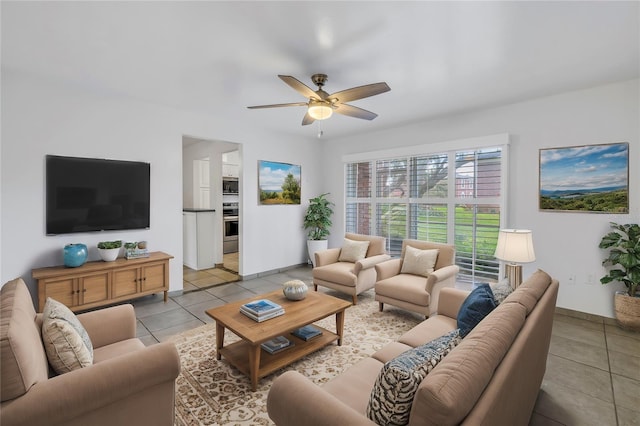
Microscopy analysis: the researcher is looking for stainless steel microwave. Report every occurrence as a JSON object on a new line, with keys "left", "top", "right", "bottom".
{"left": 222, "top": 177, "right": 239, "bottom": 194}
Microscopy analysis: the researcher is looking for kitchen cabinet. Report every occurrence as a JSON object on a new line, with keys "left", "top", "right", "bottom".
{"left": 183, "top": 209, "right": 216, "bottom": 270}
{"left": 33, "top": 252, "right": 172, "bottom": 312}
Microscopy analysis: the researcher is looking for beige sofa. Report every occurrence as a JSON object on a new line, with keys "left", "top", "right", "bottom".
{"left": 268, "top": 270, "right": 559, "bottom": 425}
{"left": 0, "top": 278, "right": 181, "bottom": 426}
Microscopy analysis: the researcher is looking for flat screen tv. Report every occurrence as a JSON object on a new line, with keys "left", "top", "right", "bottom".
{"left": 46, "top": 155, "right": 150, "bottom": 235}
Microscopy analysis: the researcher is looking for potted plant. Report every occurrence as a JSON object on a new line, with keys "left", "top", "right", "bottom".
{"left": 599, "top": 222, "right": 640, "bottom": 331}
{"left": 303, "top": 193, "right": 334, "bottom": 267}
{"left": 97, "top": 240, "right": 122, "bottom": 262}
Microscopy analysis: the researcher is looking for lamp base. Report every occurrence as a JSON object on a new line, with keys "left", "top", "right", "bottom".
{"left": 505, "top": 263, "right": 523, "bottom": 288}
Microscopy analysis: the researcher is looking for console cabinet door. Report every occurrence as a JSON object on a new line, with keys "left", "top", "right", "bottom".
{"left": 79, "top": 272, "right": 110, "bottom": 305}
{"left": 112, "top": 267, "right": 141, "bottom": 298}
{"left": 42, "top": 277, "right": 77, "bottom": 308}
{"left": 141, "top": 262, "right": 167, "bottom": 293}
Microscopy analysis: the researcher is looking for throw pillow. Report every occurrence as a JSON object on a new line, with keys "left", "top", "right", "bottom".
{"left": 338, "top": 238, "right": 370, "bottom": 262}
{"left": 42, "top": 298, "right": 93, "bottom": 374}
{"left": 457, "top": 284, "right": 496, "bottom": 338}
{"left": 367, "top": 329, "right": 462, "bottom": 426}
{"left": 400, "top": 246, "right": 439, "bottom": 277}
{"left": 491, "top": 280, "right": 514, "bottom": 305}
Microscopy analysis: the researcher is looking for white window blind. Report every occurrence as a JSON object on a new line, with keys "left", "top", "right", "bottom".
{"left": 345, "top": 146, "right": 504, "bottom": 282}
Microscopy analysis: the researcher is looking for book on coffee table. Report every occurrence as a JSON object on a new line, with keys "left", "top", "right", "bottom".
{"left": 240, "top": 307, "right": 284, "bottom": 322}
{"left": 291, "top": 324, "right": 323, "bottom": 341}
{"left": 240, "top": 299, "right": 282, "bottom": 316}
{"left": 261, "top": 336, "right": 294, "bottom": 354}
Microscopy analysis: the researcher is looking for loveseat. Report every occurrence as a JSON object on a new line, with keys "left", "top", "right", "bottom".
{"left": 0, "top": 278, "right": 181, "bottom": 426}
{"left": 268, "top": 270, "right": 559, "bottom": 425}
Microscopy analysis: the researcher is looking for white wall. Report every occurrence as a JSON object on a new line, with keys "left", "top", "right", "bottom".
{"left": 321, "top": 79, "right": 639, "bottom": 318}
{"left": 1, "top": 71, "right": 322, "bottom": 306}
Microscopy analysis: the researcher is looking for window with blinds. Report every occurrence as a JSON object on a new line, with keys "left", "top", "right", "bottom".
{"left": 345, "top": 146, "right": 503, "bottom": 282}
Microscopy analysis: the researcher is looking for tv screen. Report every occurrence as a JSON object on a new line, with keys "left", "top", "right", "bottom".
{"left": 46, "top": 155, "right": 150, "bottom": 235}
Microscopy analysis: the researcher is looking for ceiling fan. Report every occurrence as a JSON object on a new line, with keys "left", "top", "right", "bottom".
{"left": 248, "top": 74, "right": 391, "bottom": 126}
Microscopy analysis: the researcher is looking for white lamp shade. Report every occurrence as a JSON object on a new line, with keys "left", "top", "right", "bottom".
{"left": 307, "top": 101, "right": 333, "bottom": 120}
{"left": 494, "top": 229, "right": 536, "bottom": 263}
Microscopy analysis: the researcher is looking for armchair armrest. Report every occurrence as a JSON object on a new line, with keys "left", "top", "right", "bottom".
{"left": 425, "top": 264, "right": 460, "bottom": 294}
{"left": 77, "top": 304, "right": 136, "bottom": 349}
{"left": 436, "top": 287, "right": 470, "bottom": 319}
{"left": 374, "top": 258, "right": 402, "bottom": 281}
{"left": 267, "top": 371, "right": 375, "bottom": 426}
{"left": 353, "top": 254, "right": 391, "bottom": 275}
{"left": 315, "top": 247, "right": 341, "bottom": 267}
{"left": 0, "top": 342, "right": 180, "bottom": 426}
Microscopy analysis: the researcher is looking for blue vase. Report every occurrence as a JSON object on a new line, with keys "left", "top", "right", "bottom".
{"left": 64, "top": 244, "right": 88, "bottom": 267}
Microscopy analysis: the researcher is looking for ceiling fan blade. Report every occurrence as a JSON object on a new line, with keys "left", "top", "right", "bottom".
{"left": 334, "top": 103, "right": 378, "bottom": 120}
{"left": 279, "top": 75, "right": 320, "bottom": 100}
{"left": 329, "top": 82, "right": 390, "bottom": 103}
{"left": 247, "top": 102, "right": 308, "bottom": 109}
{"left": 301, "top": 111, "right": 315, "bottom": 126}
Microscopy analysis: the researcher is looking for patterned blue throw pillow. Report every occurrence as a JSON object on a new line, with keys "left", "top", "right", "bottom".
{"left": 457, "top": 283, "right": 496, "bottom": 338}
{"left": 366, "top": 329, "right": 462, "bottom": 426}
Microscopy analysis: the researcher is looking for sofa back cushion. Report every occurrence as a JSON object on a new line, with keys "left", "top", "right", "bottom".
{"left": 1, "top": 278, "right": 49, "bottom": 402}
{"left": 409, "top": 301, "right": 527, "bottom": 426}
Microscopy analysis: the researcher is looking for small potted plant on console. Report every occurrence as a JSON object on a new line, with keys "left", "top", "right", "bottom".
{"left": 97, "top": 240, "right": 122, "bottom": 262}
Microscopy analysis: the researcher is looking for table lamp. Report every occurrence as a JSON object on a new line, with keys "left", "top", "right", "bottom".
{"left": 494, "top": 229, "right": 536, "bottom": 288}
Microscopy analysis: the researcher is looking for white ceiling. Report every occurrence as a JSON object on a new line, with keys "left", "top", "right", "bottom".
{"left": 2, "top": 1, "right": 638, "bottom": 141}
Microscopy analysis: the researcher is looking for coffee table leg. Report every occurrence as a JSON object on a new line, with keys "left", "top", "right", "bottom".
{"left": 216, "top": 322, "right": 225, "bottom": 360}
{"left": 248, "top": 344, "right": 261, "bottom": 391}
{"left": 336, "top": 310, "right": 345, "bottom": 346}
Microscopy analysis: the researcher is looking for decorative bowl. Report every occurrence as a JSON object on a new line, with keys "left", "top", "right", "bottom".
{"left": 283, "top": 280, "right": 308, "bottom": 301}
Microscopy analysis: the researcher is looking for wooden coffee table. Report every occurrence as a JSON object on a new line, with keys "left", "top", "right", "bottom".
{"left": 205, "top": 289, "right": 351, "bottom": 391}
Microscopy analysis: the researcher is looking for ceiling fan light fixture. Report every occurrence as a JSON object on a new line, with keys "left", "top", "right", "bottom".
{"left": 308, "top": 101, "right": 333, "bottom": 120}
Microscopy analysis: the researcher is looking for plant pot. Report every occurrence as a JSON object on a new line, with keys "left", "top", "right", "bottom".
{"left": 614, "top": 291, "right": 640, "bottom": 332}
{"left": 98, "top": 247, "right": 120, "bottom": 262}
{"left": 307, "top": 240, "right": 328, "bottom": 268}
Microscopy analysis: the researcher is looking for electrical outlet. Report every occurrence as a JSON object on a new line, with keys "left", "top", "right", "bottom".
{"left": 586, "top": 274, "right": 595, "bottom": 285}
{"left": 568, "top": 275, "right": 576, "bottom": 285}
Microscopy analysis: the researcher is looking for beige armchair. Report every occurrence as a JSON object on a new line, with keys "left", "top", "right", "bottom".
{"left": 313, "top": 233, "right": 391, "bottom": 304}
{"left": 1, "top": 278, "right": 180, "bottom": 426}
{"left": 375, "top": 239, "right": 459, "bottom": 317}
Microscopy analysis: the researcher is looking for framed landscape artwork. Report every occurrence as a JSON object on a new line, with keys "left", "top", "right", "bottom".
{"left": 539, "top": 142, "right": 629, "bottom": 213}
{"left": 258, "top": 160, "right": 301, "bottom": 205}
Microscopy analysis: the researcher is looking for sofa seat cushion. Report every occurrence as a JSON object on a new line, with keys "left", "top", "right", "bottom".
{"left": 367, "top": 329, "right": 462, "bottom": 426}
{"left": 398, "top": 316, "right": 458, "bottom": 348}
{"left": 410, "top": 302, "right": 527, "bottom": 426}
{"left": 322, "top": 357, "right": 384, "bottom": 414}
{"left": 42, "top": 298, "right": 94, "bottom": 374}
{"left": 313, "top": 262, "right": 357, "bottom": 287}
{"left": 93, "top": 338, "right": 146, "bottom": 364}
{"left": 375, "top": 275, "right": 430, "bottom": 306}
{"left": 1, "top": 279, "right": 49, "bottom": 402}
{"left": 372, "top": 341, "right": 414, "bottom": 364}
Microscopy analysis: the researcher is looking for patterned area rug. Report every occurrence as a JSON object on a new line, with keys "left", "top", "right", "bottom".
{"left": 169, "top": 290, "right": 422, "bottom": 426}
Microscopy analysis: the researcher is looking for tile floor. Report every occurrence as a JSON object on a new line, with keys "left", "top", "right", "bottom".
{"left": 132, "top": 265, "right": 639, "bottom": 426}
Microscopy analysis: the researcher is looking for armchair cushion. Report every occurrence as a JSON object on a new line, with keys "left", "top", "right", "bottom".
{"left": 366, "top": 329, "right": 462, "bottom": 426}
{"left": 339, "top": 238, "right": 370, "bottom": 263}
{"left": 42, "top": 298, "right": 93, "bottom": 374}
{"left": 400, "top": 246, "right": 439, "bottom": 277}
{"left": 457, "top": 284, "right": 496, "bottom": 338}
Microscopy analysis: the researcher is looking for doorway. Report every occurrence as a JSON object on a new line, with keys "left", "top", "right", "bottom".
{"left": 182, "top": 136, "right": 241, "bottom": 287}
